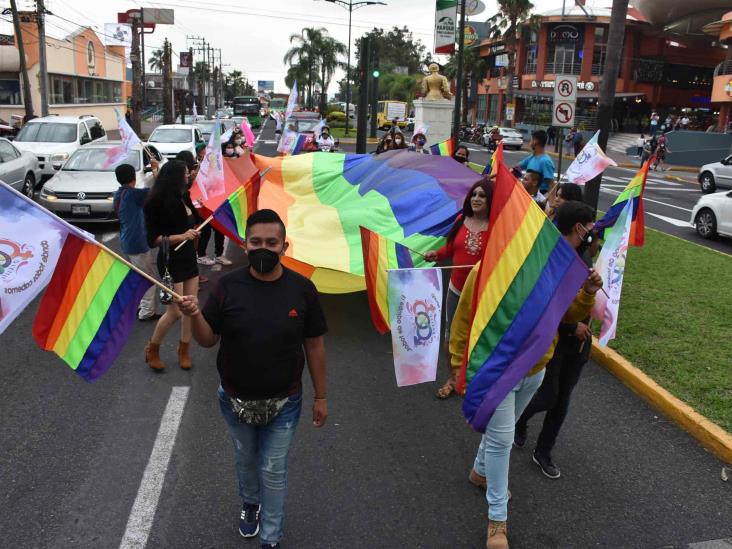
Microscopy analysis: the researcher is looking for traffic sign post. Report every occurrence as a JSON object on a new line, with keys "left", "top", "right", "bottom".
{"left": 552, "top": 75, "right": 577, "bottom": 185}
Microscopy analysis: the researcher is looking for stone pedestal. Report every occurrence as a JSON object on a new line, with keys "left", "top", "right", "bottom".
{"left": 413, "top": 98, "right": 454, "bottom": 146}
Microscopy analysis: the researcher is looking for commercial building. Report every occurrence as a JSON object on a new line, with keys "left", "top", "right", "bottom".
{"left": 475, "top": 4, "right": 728, "bottom": 131}
{"left": 705, "top": 10, "right": 732, "bottom": 130}
{"left": 0, "top": 15, "right": 129, "bottom": 129}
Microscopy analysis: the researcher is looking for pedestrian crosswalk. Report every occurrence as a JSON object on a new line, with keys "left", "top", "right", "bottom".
{"left": 607, "top": 133, "right": 642, "bottom": 154}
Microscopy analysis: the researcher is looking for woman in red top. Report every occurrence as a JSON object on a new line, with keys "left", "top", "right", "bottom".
{"left": 425, "top": 178, "right": 493, "bottom": 398}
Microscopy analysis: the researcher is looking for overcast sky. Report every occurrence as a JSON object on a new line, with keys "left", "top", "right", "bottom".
{"left": 3, "top": 0, "right": 599, "bottom": 94}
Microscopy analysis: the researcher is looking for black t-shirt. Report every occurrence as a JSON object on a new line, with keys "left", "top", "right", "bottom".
{"left": 202, "top": 266, "right": 327, "bottom": 400}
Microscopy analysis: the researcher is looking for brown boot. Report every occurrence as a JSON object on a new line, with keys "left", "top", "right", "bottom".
{"left": 145, "top": 341, "right": 165, "bottom": 370}
{"left": 486, "top": 520, "right": 508, "bottom": 549}
{"left": 468, "top": 470, "right": 512, "bottom": 500}
{"left": 178, "top": 341, "right": 192, "bottom": 370}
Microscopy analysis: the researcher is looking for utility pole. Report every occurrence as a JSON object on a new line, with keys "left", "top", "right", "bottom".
{"left": 6, "top": 0, "right": 33, "bottom": 119}
{"left": 356, "top": 35, "right": 370, "bottom": 153}
{"left": 585, "top": 0, "right": 629, "bottom": 211}
{"left": 35, "top": 0, "right": 49, "bottom": 116}
{"left": 452, "top": 0, "right": 467, "bottom": 140}
{"left": 130, "top": 12, "right": 143, "bottom": 134}
{"left": 369, "top": 42, "right": 378, "bottom": 139}
{"left": 162, "top": 39, "right": 173, "bottom": 124}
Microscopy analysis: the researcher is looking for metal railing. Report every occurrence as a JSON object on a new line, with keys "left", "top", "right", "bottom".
{"left": 544, "top": 62, "right": 581, "bottom": 75}
{"left": 714, "top": 60, "right": 732, "bottom": 76}
{"left": 524, "top": 62, "right": 537, "bottom": 74}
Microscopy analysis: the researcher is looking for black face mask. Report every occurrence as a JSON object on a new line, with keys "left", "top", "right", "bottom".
{"left": 248, "top": 247, "right": 281, "bottom": 274}
{"left": 454, "top": 155, "right": 467, "bottom": 163}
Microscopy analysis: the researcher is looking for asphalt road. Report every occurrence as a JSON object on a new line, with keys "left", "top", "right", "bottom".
{"left": 2, "top": 119, "right": 730, "bottom": 549}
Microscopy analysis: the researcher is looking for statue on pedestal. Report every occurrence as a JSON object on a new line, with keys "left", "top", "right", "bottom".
{"left": 421, "top": 63, "right": 452, "bottom": 101}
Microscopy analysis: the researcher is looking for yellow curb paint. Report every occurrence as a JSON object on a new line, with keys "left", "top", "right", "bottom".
{"left": 591, "top": 343, "right": 732, "bottom": 465}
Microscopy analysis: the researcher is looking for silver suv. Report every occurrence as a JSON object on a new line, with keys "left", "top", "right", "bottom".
{"left": 13, "top": 115, "right": 107, "bottom": 184}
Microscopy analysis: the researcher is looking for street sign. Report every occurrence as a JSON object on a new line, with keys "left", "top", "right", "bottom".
{"left": 553, "top": 101, "right": 575, "bottom": 127}
{"left": 505, "top": 103, "right": 515, "bottom": 122}
{"left": 554, "top": 75, "right": 577, "bottom": 103}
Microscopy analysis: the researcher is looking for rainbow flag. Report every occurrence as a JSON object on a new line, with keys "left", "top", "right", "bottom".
{"left": 32, "top": 234, "right": 152, "bottom": 381}
{"left": 359, "top": 226, "right": 428, "bottom": 334}
{"left": 458, "top": 161, "right": 588, "bottom": 432}
{"left": 429, "top": 137, "right": 455, "bottom": 156}
{"left": 481, "top": 142, "right": 503, "bottom": 176}
{"left": 252, "top": 149, "right": 480, "bottom": 293}
{"left": 209, "top": 174, "right": 261, "bottom": 245}
{"left": 594, "top": 158, "right": 651, "bottom": 246}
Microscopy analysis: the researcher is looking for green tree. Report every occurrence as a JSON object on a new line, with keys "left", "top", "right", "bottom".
{"left": 487, "top": 0, "right": 539, "bottom": 126}
{"left": 224, "top": 70, "right": 245, "bottom": 101}
{"left": 444, "top": 47, "right": 487, "bottom": 124}
{"left": 316, "top": 36, "right": 347, "bottom": 114}
{"left": 148, "top": 48, "right": 164, "bottom": 73}
{"left": 355, "top": 26, "right": 431, "bottom": 75}
{"left": 284, "top": 27, "right": 326, "bottom": 109}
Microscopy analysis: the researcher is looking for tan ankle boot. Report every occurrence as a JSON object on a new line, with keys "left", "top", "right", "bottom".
{"left": 468, "top": 470, "right": 512, "bottom": 500}
{"left": 486, "top": 520, "right": 508, "bottom": 549}
{"left": 145, "top": 341, "right": 165, "bottom": 370}
{"left": 178, "top": 341, "right": 192, "bottom": 370}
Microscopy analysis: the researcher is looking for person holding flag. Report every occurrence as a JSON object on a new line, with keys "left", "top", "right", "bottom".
{"left": 514, "top": 130, "right": 556, "bottom": 193}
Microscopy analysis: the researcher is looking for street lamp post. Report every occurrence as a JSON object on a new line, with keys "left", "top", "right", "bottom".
{"left": 322, "top": 0, "right": 386, "bottom": 136}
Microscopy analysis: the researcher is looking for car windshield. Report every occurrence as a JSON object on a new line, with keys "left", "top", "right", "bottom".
{"left": 149, "top": 128, "right": 191, "bottom": 143}
{"left": 62, "top": 148, "right": 140, "bottom": 172}
{"left": 16, "top": 122, "right": 76, "bottom": 143}
{"left": 296, "top": 120, "right": 319, "bottom": 133}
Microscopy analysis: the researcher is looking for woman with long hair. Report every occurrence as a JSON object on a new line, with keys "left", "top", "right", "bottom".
{"left": 143, "top": 160, "right": 200, "bottom": 370}
{"left": 424, "top": 177, "right": 493, "bottom": 399}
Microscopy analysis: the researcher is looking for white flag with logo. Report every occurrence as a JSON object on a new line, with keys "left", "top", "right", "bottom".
{"left": 196, "top": 119, "right": 225, "bottom": 202}
{"left": 285, "top": 81, "right": 298, "bottom": 121}
{"left": 0, "top": 182, "right": 74, "bottom": 334}
{"left": 565, "top": 131, "right": 616, "bottom": 185}
{"left": 387, "top": 268, "right": 442, "bottom": 387}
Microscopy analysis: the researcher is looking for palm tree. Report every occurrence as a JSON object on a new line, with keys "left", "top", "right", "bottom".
{"left": 317, "top": 36, "right": 347, "bottom": 114}
{"left": 284, "top": 27, "right": 326, "bottom": 109}
{"left": 148, "top": 48, "right": 164, "bottom": 73}
{"left": 225, "top": 70, "right": 246, "bottom": 100}
{"left": 445, "top": 48, "right": 488, "bottom": 124}
{"left": 487, "top": 0, "right": 539, "bottom": 126}
{"left": 192, "top": 61, "right": 210, "bottom": 113}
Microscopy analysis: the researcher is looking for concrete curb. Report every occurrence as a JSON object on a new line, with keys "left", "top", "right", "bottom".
{"left": 591, "top": 343, "right": 732, "bottom": 465}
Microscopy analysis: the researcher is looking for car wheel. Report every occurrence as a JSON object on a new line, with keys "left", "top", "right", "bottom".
{"left": 21, "top": 172, "right": 35, "bottom": 198}
{"left": 699, "top": 172, "right": 716, "bottom": 194}
{"left": 695, "top": 208, "right": 717, "bottom": 239}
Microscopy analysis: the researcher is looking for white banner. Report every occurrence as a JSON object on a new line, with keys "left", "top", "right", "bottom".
{"left": 104, "top": 23, "right": 132, "bottom": 47}
{"left": 285, "top": 81, "right": 298, "bottom": 121}
{"left": 387, "top": 268, "right": 442, "bottom": 387}
{"left": 434, "top": 0, "right": 457, "bottom": 55}
{"left": 565, "top": 131, "right": 616, "bottom": 185}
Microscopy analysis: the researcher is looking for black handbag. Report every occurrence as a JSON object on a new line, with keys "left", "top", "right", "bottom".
{"left": 156, "top": 236, "right": 174, "bottom": 305}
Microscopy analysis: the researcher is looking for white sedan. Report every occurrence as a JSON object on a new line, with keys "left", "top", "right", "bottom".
{"left": 0, "top": 137, "right": 42, "bottom": 197}
{"left": 690, "top": 190, "right": 732, "bottom": 239}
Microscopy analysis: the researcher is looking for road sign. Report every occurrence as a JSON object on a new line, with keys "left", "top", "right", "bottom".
{"left": 553, "top": 101, "right": 575, "bottom": 127}
{"left": 554, "top": 75, "right": 577, "bottom": 103}
{"left": 505, "top": 103, "right": 515, "bottom": 122}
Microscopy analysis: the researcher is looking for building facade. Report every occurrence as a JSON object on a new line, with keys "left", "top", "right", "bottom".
{"left": 0, "top": 17, "right": 129, "bottom": 129}
{"left": 475, "top": 5, "right": 727, "bottom": 132}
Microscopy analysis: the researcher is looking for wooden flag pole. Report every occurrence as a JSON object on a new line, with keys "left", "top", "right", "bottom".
{"left": 387, "top": 264, "right": 474, "bottom": 272}
{"left": 174, "top": 167, "right": 271, "bottom": 252}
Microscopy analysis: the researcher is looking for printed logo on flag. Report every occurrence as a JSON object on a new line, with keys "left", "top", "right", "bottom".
{"left": 395, "top": 296, "right": 440, "bottom": 350}
{"left": 0, "top": 237, "right": 49, "bottom": 292}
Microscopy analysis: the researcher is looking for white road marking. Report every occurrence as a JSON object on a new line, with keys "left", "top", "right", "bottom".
{"left": 100, "top": 232, "right": 118, "bottom": 243}
{"left": 688, "top": 539, "right": 732, "bottom": 548}
{"left": 647, "top": 212, "right": 692, "bottom": 227}
{"left": 119, "top": 386, "right": 190, "bottom": 549}
{"left": 600, "top": 188, "right": 693, "bottom": 212}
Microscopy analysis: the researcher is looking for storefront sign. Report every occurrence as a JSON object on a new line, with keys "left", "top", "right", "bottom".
{"left": 434, "top": 0, "right": 458, "bottom": 55}
{"left": 531, "top": 80, "right": 595, "bottom": 91}
{"left": 104, "top": 23, "right": 131, "bottom": 46}
{"left": 726, "top": 79, "right": 732, "bottom": 98}
{"left": 458, "top": 0, "right": 486, "bottom": 16}
{"left": 548, "top": 23, "right": 584, "bottom": 44}
{"left": 86, "top": 42, "right": 96, "bottom": 76}
{"left": 505, "top": 103, "right": 515, "bottom": 121}
{"left": 0, "top": 34, "right": 14, "bottom": 46}
{"left": 464, "top": 22, "right": 488, "bottom": 47}
{"left": 180, "top": 52, "right": 192, "bottom": 68}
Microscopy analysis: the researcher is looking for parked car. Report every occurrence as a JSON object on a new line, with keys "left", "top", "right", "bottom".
{"left": 146, "top": 124, "right": 202, "bottom": 160}
{"left": 13, "top": 115, "right": 107, "bottom": 183}
{"left": 482, "top": 127, "right": 524, "bottom": 150}
{"left": 690, "top": 190, "right": 732, "bottom": 239}
{"left": 38, "top": 142, "right": 162, "bottom": 223}
{"left": 285, "top": 112, "right": 320, "bottom": 134}
{"left": 0, "top": 137, "right": 42, "bottom": 197}
{"left": 698, "top": 154, "right": 732, "bottom": 193}
{"left": 194, "top": 120, "right": 229, "bottom": 142}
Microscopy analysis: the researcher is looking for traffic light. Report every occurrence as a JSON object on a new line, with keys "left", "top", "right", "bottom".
{"left": 372, "top": 69, "right": 380, "bottom": 78}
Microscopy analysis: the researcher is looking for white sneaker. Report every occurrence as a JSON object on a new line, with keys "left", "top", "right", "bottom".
{"left": 215, "top": 255, "right": 233, "bottom": 266}
{"left": 197, "top": 256, "right": 215, "bottom": 266}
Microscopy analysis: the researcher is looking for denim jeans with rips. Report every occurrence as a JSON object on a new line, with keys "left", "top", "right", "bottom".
{"left": 473, "top": 370, "right": 545, "bottom": 521}
{"left": 218, "top": 386, "right": 302, "bottom": 545}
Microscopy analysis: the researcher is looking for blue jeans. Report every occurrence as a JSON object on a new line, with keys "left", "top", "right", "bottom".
{"left": 218, "top": 387, "right": 302, "bottom": 544}
{"left": 473, "top": 371, "right": 545, "bottom": 521}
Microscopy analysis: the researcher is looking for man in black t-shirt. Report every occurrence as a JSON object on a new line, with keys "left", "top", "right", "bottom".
{"left": 178, "top": 209, "right": 327, "bottom": 549}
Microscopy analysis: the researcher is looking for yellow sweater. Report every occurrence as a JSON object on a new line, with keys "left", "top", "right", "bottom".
{"left": 449, "top": 266, "right": 596, "bottom": 378}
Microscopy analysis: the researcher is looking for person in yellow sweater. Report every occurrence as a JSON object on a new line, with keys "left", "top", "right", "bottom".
{"left": 449, "top": 201, "right": 603, "bottom": 549}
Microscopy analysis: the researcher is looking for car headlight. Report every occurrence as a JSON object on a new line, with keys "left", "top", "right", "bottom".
{"left": 40, "top": 188, "right": 57, "bottom": 200}
{"left": 50, "top": 153, "right": 69, "bottom": 169}
{"left": 106, "top": 194, "right": 114, "bottom": 201}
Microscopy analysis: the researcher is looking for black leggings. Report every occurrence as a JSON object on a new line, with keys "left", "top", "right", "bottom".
{"left": 197, "top": 224, "right": 224, "bottom": 257}
{"left": 517, "top": 333, "right": 591, "bottom": 456}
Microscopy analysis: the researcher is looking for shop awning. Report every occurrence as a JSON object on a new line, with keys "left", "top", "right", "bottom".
{"left": 513, "top": 89, "right": 645, "bottom": 100}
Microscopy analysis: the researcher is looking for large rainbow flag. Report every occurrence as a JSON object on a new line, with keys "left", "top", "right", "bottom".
{"left": 458, "top": 161, "right": 588, "bottom": 432}
{"left": 253, "top": 149, "right": 480, "bottom": 293}
{"left": 32, "top": 234, "right": 151, "bottom": 381}
{"left": 429, "top": 137, "right": 456, "bottom": 156}
{"left": 359, "top": 226, "right": 428, "bottom": 334}
{"left": 593, "top": 158, "right": 650, "bottom": 246}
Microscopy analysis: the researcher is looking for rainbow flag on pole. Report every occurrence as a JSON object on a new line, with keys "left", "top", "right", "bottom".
{"left": 209, "top": 175, "right": 261, "bottom": 245}
{"left": 359, "top": 226, "right": 427, "bottom": 334}
{"left": 429, "top": 137, "right": 456, "bottom": 156}
{"left": 481, "top": 142, "right": 503, "bottom": 176}
{"left": 458, "top": 161, "right": 588, "bottom": 432}
{"left": 594, "top": 158, "right": 651, "bottom": 246}
{"left": 32, "top": 234, "right": 151, "bottom": 381}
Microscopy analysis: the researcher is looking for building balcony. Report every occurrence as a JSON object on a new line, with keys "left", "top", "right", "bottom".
{"left": 544, "top": 62, "right": 581, "bottom": 75}
{"left": 714, "top": 60, "right": 732, "bottom": 76}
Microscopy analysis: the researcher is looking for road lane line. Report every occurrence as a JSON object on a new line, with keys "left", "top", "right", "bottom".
{"left": 647, "top": 212, "right": 691, "bottom": 227}
{"left": 119, "top": 386, "right": 190, "bottom": 549}
{"left": 599, "top": 189, "right": 693, "bottom": 212}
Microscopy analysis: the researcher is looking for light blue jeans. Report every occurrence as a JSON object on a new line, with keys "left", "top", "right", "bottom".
{"left": 473, "top": 371, "right": 546, "bottom": 521}
{"left": 218, "top": 386, "right": 302, "bottom": 545}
